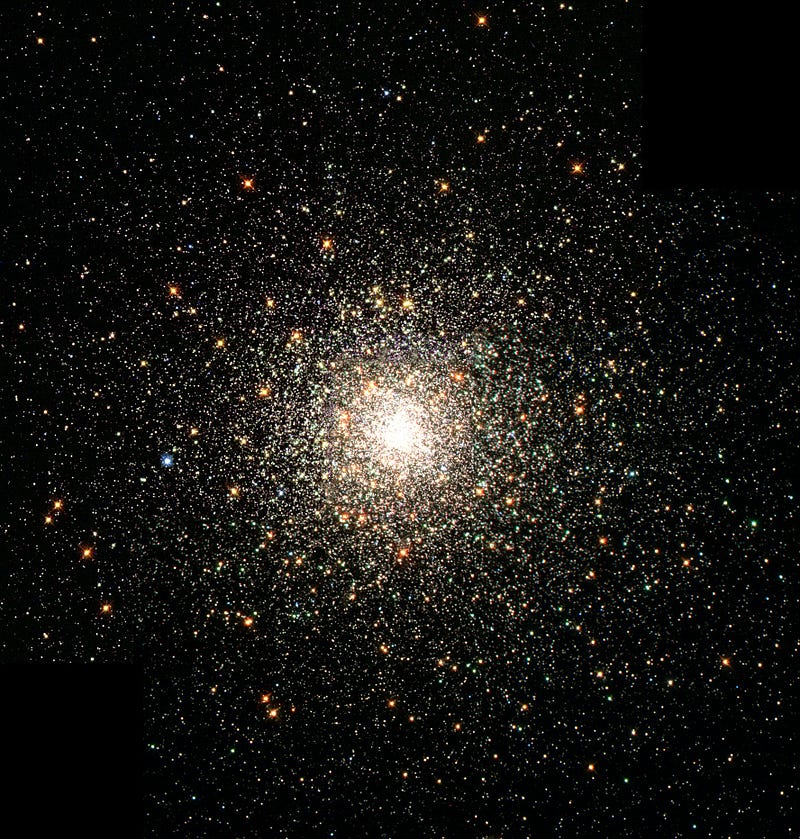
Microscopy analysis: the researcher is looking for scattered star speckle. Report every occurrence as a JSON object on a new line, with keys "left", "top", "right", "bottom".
{"left": 1, "top": 3, "right": 797, "bottom": 836}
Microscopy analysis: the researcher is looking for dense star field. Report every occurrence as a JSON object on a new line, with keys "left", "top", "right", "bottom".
{"left": 1, "top": 2, "right": 798, "bottom": 836}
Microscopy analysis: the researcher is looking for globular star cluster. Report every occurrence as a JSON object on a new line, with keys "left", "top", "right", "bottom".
{"left": 2, "top": 2, "right": 798, "bottom": 837}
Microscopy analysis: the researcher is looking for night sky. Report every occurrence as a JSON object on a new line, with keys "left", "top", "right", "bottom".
{"left": 1, "top": 2, "right": 798, "bottom": 836}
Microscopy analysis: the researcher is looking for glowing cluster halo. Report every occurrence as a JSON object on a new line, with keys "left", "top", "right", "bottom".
{"left": 293, "top": 334, "right": 478, "bottom": 548}
{"left": 377, "top": 403, "right": 422, "bottom": 458}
